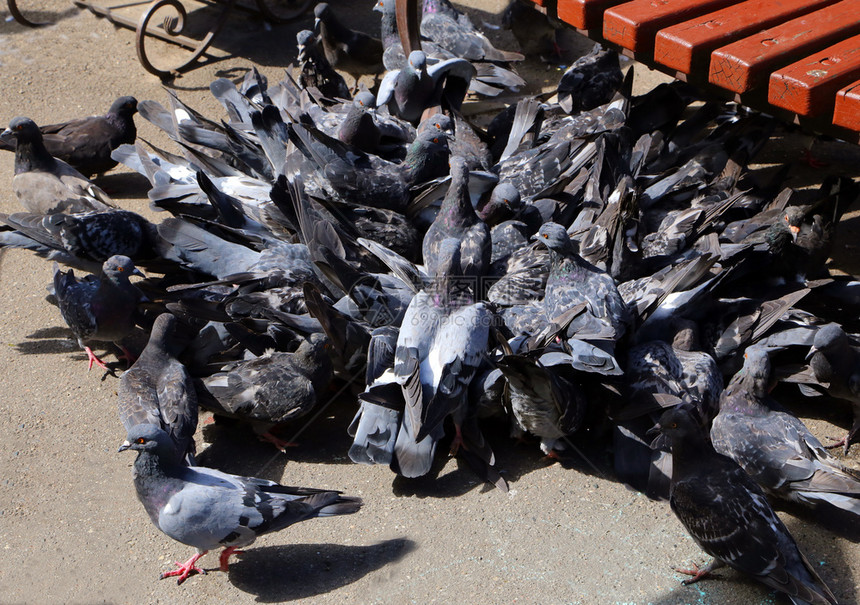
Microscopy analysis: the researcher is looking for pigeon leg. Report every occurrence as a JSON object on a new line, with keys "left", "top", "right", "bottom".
{"left": 674, "top": 559, "right": 725, "bottom": 585}
{"left": 450, "top": 424, "right": 464, "bottom": 456}
{"left": 160, "top": 550, "right": 207, "bottom": 585}
{"left": 116, "top": 344, "right": 138, "bottom": 367}
{"left": 219, "top": 546, "right": 245, "bottom": 572}
{"left": 84, "top": 346, "right": 109, "bottom": 371}
{"left": 258, "top": 431, "right": 299, "bottom": 452}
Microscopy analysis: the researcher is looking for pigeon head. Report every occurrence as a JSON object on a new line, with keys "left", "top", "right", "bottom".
{"left": 810, "top": 323, "right": 847, "bottom": 356}
{"left": 418, "top": 113, "right": 452, "bottom": 135}
{"left": 533, "top": 222, "right": 573, "bottom": 253}
{"left": 119, "top": 423, "right": 177, "bottom": 458}
{"left": 373, "top": 0, "right": 393, "bottom": 14}
{"left": 739, "top": 347, "right": 772, "bottom": 396}
{"left": 407, "top": 50, "right": 427, "bottom": 72}
{"left": 102, "top": 255, "right": 144, "bottom": 281}
{"left": 3, "top": 117, "right": 42, "bottom": 143}
{"left": 354, "top": 91, "right": 376, "bottom": 108}
{"left": 479, "top": 182, "right": 521, "bottom": 224}
{"left": 110, "top": 96, "right": 138, "bottom": 117}
{"left": 313, "top": 2, "right": 332, "bottom": 27}
{"left": 656, "top": 405, "right": 706, "bottom": 445}
{"left": 780, "top": 206, "right": 806, "bottom": 241}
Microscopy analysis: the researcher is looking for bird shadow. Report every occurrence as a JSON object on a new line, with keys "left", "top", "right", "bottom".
{"left": 92, "top": 171, "right": 152, "bottom": 198}
{"left": 226, "top": 538, "right": 415, "bottom": 602}
{"left": 14, "top": 325, "right": 78, "bottom": 356}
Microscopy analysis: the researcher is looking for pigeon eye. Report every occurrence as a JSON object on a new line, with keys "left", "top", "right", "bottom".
{"left": 136, "top": 437, "right": 146, "bottom": 444}
{"left": 542, "top": 234, "right": 549, "bottom": 239}
{"left": 116, "top": 266, "right": 125, "bottom": 272}
{"left": 670, "top": 422, "right": 678, "bottom": 429}
{"left": 433, "top": 137, "right": 439, "bottom": 144}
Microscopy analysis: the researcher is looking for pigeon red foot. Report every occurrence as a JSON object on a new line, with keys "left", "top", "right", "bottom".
{"left": 219, "top": 546, "right": 245, "bottom": 572}
{"left": 160, "top": 551, "right": 207, "bottom": 585}
{"left": 674, "top": 559, "right": 725, "bottom": 585}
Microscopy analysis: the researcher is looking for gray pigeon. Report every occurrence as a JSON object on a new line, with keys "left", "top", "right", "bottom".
{"left": 711, "top": 347, "right": 860, "bottom": 517}
{"left": 200, "top": 333, "right": 333, "bottom": 451}
{"left": 120, "top": 423, "right": 362, "bottom": 584}
{"left": 658, "top": 406, "right": 838, "bottom": 605}
{"left": 118, "top": 313, "right": 198, "bottom": 466}
{"left": 376, "top": 50, "right": 475, "bottom": 123}
{"left": 53, "top": 255, "right": 145, "bottom": 370}
{"left": 2, "top": 117, "right": 116, "bottom": 215}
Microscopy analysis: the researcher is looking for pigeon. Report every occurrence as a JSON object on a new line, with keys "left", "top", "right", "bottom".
{"left": 421, "top": 156, "right": 491, "bottom": 285}
{"left": 376, "top": 50, "right": 475, "bottom": 124}
{"left": 118, "top": 313, "right": 198, "bottom": 466}
{"left": 804, "top": 323, "right": 860, "bottom": 453}
{"left": 0, "top": 209, "right": 160, "bottom": 273}
{"left": 495, "top": 352, "right": 586, "bottom": 457}
{"left": 557, "top": 45, "right": 624, "bottom": 114}
{"left": 501, "top": 0, "right": 561, "bottom": 62}
{"left": 658, "top": 406, "right": 839, "bottom": 605}
{"left": 420, "top": 0, "right": 524, "bottom": 63}
{"left": 711, "top": 348, "right": 860, "bottom": 516}
{"left": 119, "top": 423, "right": 362, "bottom": 584}
{"left": 313, "top": 3, "right": 384, "bottom": 78}
{"left": 2, "top": 117, "right": 116, "bottom": 215}
{"left": 296, "top": 29, "right": 351, "bottom": 100}
{"left": 535, "top": 222, "right": 631, "bottom": 345}
{"left": 53, "top": 255, "right": 145, "bottom": 370}
{"left": 200, "top": 333, "right": 333, "bottom": 450}
{"left": 0, "top": 96, "right": 138, "bottom": 176}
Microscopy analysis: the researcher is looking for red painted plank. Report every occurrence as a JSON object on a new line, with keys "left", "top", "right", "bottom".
{"left": 654, "top": 0, "right": 838, "bottom": 74}
{"left": 709, "top": 0, "right": 860, "bottom": 93}
{"left": 557, "top": 0, "right": 627, "bottom": 30}
{"left": 769, "top": 34, "right": 860, "bottom": 116}
{"left": 834, "top": 79, "right": 860, "bottom": 130}
{"left": 603, "top": 0, "right": 737, "bottom": 54}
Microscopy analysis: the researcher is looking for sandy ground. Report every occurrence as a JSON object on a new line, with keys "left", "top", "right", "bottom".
{"left": 1, "top": 1, "right": 859, "bottom": 603}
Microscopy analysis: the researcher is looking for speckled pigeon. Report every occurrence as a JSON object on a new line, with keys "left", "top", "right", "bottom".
{"left": 659, "top": 406, "right": 838, "bottom": 604}
{"left": 53, "top": 255, "right": 145, "bottom": 370}
{"left": 118, "top": 313, "right": 198, "bottom": 466}
{"left": 200, "top": 333, "right": 333, "bottom": 451}
{"left": 119, "top": 423, "right": 362, "bottom": 584}
{"left": 711, "top": 347, "right": 860, "bottom": 517}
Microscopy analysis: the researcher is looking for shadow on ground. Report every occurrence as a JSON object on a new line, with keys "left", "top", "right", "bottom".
{"left": 227, "top": 538, "right": 415, "bottom": 602}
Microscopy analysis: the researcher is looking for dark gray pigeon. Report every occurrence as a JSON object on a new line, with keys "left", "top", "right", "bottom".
{"left": 2, "top": 117, "right": 116, "bottom": 214}
{"left": 805, "top": 323, "right": 860, "bottom": 453}
{"left": 0, "top": 96, "right": 138, "bottom": 176}
{"left": 557, "top": 45, "right": 624, "bottom": 114}
{"left": 119, "top": 423, "right": 362, "bottom": 584}
{"left": 118, "top": 313, "right": 198, "bottom": 466}
{"left": 296, "top": 29, "right": 352, "bottom": 100}
{"left": 313, "top": 2, "right": 384, "bottom": 78}
{"left": 200, "top": 333, "right": 333, "bottom": 451}
{"left": 711, "top": 347, "right": 860, "bottom": 517}
{"left": 658, "top": 406, "right": 838, "bottom": 605}
{"left": 53, "top": 255, "right": 145, "bottom": 370}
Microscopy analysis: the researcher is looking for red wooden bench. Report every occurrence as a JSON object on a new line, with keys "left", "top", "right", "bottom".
{"left": 527, "top": 0, "right": 860, "bottom": 142}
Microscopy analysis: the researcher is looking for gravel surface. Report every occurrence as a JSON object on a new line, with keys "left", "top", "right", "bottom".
{"left": 1, "top": 1, "right": 859, "bottom": 603}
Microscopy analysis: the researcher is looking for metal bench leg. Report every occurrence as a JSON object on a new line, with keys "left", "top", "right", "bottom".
{"left": 6, "top": 0, "right": 50, "bottom": 26}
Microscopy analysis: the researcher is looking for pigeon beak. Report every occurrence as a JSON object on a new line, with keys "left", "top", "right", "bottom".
{"left": 118, "top": 440, "right": 132, "bottom": 453}
{"left": 789, "top": 224, "right": 800, "bottom": 241}
{"left": 805, "top": 345, "right": 818, "bottom": 361}
{"left": 131, "top": 268, "right": 145, "bottom": 278}
{"left": 297, "top": 45, "right": 307, "bottom": 62}
{"left": 0, "top": 128, "right": 12, "bottom": 138}
{"left": 645, "top": 424, "right": 662, "bottom": 439}
{"left": 313, "top": 18, "right": 321, "bottom": 33}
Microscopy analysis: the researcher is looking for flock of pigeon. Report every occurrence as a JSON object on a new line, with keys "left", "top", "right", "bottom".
{"left": 2, "top": 0, "right": 860, "bottom": 601}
